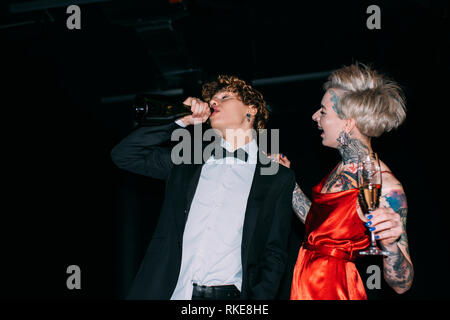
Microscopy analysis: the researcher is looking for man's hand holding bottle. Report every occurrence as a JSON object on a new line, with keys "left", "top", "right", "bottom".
{"left": 179, "top": 97, "right": 211, "bottom": 126}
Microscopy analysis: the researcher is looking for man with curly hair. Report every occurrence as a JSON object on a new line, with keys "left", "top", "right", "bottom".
{"left": 111, "top": 75, "right": 295, "bottom": 300}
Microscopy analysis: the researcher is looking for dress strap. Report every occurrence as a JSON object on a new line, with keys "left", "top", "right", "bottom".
{"left": 381, "top": 170, "right": 393, "bottom": 175}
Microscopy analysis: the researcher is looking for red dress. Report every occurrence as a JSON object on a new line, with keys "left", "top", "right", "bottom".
{"left": 290, "top": 170, "right": 370, "bottom": 300}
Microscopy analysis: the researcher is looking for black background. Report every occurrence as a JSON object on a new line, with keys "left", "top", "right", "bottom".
{"left": 1, "top": 0, "right": 449, "bottom": 300}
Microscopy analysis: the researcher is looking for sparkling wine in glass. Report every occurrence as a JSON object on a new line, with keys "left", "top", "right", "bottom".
{"left": 358, "top": 153, "right": 390, "bottom": 256}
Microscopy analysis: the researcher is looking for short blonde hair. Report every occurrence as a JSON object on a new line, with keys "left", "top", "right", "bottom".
{"left": 324, "top": 63, "right": 406, "bottom": 137}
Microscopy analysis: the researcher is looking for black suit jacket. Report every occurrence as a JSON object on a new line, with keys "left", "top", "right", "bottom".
{"left": 111, "top": 122, "right": 295, "bottom": 299}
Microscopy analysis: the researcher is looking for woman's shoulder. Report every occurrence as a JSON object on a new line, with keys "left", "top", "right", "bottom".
{"left": 379, "top": 160, "right": 408, "bottom": 213}
{"left": 380, "top": 161, "right": 403, "bottom": 189}
{"left": 380, "top": 162, "right": 404, "bottom": 199}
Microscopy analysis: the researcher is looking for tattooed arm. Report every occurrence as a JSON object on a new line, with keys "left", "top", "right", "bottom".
{"left": 266, "top": 153, "right": 312, "bottom": 223}
{"left": 292, "top": 182, "right": 312, "bottom": 224}
{"left": 369, "top": 172, "right": 414, "bottom": 294}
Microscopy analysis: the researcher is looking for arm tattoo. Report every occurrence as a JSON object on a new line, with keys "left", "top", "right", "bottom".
{"left": 384, "top": 191, "right": 410, "bottom": 254}
{"left": 397, "top": 208, "right": 410, "bottom": 255}
{"left": 381, "top": 189, "right": 414, "bottom": 293}
{"left": 292, "top": 182, "right": 311, "bottom": 224}
{"left": 382, "top": 235, "right": 414, "bottom": 293}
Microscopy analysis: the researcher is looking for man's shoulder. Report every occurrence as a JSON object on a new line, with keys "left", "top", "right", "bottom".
{"left": 277, "top": 165, "right": 295, "bottom": 183}
{"left": 259, "top": 162, "right": 295, "bottom": 185}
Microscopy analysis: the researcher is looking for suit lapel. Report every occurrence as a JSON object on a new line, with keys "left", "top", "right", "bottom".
{"left": 175, "top": 132, "right": 221, "bottom": 236}
{"left": 176, "top": 138, "right": 213, "bottom": 234}
{"left": 184, "top": 163, "right": 203, "bottom": 220}
{"left": 184, "top": 138, "right": 217, "bottom": 220}
{"left": 241, "top": 151, "right": 272, "bottom": 264}
{"left": 171, "top": 163, "right": 203, "bottom": 239}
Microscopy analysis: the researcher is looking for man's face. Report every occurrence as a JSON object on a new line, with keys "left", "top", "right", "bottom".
{"left": 209, "top": 90, "right": 251, "bottom": 132}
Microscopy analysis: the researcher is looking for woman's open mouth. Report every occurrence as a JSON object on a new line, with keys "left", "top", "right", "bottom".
{"left": 318, "top": 126, "right": 324, "bottom": 137}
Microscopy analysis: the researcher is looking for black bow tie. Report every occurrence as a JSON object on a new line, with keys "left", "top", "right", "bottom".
{"left": 211, "top": 147, "right": 249, "bottom": 162}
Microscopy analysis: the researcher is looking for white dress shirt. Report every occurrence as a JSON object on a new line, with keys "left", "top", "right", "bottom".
{"left": 170, "top": 135, "right": 258, "bottom": 300}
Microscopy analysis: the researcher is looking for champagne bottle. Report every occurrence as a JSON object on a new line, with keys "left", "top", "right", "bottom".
{"left": 133, "top": 94, "right": 193, "bottom": 126}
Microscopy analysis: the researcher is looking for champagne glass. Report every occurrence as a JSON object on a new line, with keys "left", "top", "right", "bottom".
{"left": 358, "top": 153, "right": 390, "bottom": 256}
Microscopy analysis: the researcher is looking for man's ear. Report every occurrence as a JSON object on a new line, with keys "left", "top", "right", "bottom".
{"left": 248, "top": 105, "right": 258, "bottom": 116}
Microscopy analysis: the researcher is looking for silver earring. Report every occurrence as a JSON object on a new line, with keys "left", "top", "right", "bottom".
{"left": 246, "top": 113, "right": 251, "bottom": 122}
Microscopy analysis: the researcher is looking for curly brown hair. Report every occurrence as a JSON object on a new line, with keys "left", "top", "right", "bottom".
{"left": 201, "top": 75, "right": 269, "bottom": 129}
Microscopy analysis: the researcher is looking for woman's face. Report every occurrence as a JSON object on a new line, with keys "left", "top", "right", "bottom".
{"left": 312, "top": 89, "right": 347, "bottom": 148}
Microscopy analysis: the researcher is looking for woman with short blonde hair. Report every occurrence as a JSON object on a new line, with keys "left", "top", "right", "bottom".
{"left": 274, "top": 63, "right": 414, "bottom": 299}
{"left": 323, "top": 63, "right": 406, "bottom": 137}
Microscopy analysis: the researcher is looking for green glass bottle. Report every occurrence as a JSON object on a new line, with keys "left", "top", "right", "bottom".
{"left": 133, "top": 94, "right": 192, "bottom": 126}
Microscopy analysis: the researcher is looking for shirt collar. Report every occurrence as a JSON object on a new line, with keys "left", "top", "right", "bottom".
{"left": 206, "top": 137, "right": 258, "bottom": 164}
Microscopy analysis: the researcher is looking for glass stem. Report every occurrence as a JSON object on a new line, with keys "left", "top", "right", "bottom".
{"left": 368, "top": 209, "right": 376, "bottom": 247}
{"left": 370, "top": 230, "right": 376, "bottom": 247}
